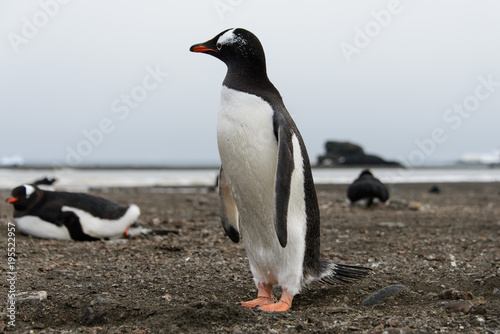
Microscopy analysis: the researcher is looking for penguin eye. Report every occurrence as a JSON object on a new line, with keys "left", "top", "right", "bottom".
{"left": 216, "top": 43, "right": 222, "bottom": 50}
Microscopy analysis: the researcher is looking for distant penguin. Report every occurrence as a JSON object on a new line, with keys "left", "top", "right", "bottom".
{"left": 6, "top": 184, "right": 141, "bottom": 241}
{"left": 428, "top": 184, "right": 441, "bottom": 194}
{"left": 347, "top": 169, "right": 389, "bottom": 207}
{"left": 191, "top": 28, "right": 371, "bottom": 312}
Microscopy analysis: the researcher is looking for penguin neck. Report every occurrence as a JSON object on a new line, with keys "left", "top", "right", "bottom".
{"left": 222, "top": 62, "right": 279, "bottom": 98}
{"left": 21, "top": 190, "right": 44, "bottom": 212}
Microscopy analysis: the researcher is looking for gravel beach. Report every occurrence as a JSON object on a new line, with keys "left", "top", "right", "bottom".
{"left": 1, "top": 182, "right": 499, "bottom": 333}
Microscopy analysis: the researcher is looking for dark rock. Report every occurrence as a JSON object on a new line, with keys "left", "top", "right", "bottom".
{"left": 362, "top": 285, "right": 410, "bottom": 306}
{"left": 317, "top": 141, "right": 402, "bottom": 167}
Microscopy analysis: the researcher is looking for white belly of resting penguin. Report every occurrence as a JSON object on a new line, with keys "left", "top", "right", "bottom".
{"left": 190, "top": 28, "right": 371, "bottom": 312}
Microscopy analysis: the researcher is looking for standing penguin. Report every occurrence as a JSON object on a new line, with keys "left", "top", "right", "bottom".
{"left": 6, "top": 184, "right": 141, "bottom": 241}
{"left": 190, "top": 28, "right": 371, "bottom": 312}
{"left": 347, "top": 169, "right": 389, "bottom": 207}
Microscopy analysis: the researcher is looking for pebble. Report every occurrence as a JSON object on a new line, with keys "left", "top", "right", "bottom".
{"left": 88, "top": 307, "right": 94, "bottom": 314}
{"left": 493, "top": 288, "right": 500, "bottom": 295}
{"left": 439, "top": 288, "right": 474, "bottom": 300}
{"left": 16, "top": 291, "right": 47, "bottom": 302}
{"left": 445, "top": 301, "right": 473, "bottom": 313}
{"left": 372, "top": 327, "right": 414, "bottom": 334}
{"left": 362, "top": 285, "right": 410, "bottom": 306}
{"left": 409, "top": 202, "right": 422, "bottom": 211}
{"left": 387, "top": 199, "right": 407, "bottom": 210}
{"left": 378, "top": 222, "right": 406, "bottom": 228}
{"left": 231, "top": 325, "right": 244, "bottom": 334}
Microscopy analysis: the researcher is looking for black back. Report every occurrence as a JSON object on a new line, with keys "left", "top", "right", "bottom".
{"left": 347, "top": 170, "right": 389, "bottom": 205}
{"left": 9, "top": 184, "right": 129, "bottom": 222}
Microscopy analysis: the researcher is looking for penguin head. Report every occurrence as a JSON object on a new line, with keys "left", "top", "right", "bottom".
{"left": 190, "top": 28, "right": 266, "bottom": 73}
{"left": 359, "top": 169, "right": 374, "bottom": 179}
{"left": 6, "top": 184, "right": 40, "bottom": 210}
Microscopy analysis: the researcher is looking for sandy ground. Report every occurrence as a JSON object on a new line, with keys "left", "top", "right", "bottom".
{"left": 1, "top": 182, "right": 499, "bottom": 333}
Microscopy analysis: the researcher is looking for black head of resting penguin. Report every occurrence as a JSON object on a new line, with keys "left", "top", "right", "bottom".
{"left": 6, "top": 184, "right": 140, "bottom": 241}
{"left": 347, "top": 169, "right": 389, "bottom": 208}
{"left": 190, "top": 28, "right": 371, "bottom": 312}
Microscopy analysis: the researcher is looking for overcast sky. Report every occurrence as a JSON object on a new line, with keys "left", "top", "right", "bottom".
{"left": 1, "top": 0, "right": 499, "bottom": 167}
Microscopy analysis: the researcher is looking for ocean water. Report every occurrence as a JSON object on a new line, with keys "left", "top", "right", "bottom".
{"left": 1, "top": 167, "right": 499, "bottom": 190}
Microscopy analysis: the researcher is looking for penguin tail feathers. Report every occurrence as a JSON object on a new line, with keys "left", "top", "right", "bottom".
{"left": 316, "top": 259, "right": 372, "bottom": 285}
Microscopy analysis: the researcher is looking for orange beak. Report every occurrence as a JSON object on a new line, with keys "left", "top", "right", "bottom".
{"left": 190, "top": 45, "right": 216, "bottom": 53}
{"left": 7, "top": 197, "right": 18, "bottom": 204}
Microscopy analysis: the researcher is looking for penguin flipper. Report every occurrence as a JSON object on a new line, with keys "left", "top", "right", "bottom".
{"left": 60, "top": 211, "right": 98, "bottom": 241}
{"left": 218, "top": 166, "right": 240, "bottom": 243}
{"left": 273, "top": 121, "right": 294, "bottom": 248}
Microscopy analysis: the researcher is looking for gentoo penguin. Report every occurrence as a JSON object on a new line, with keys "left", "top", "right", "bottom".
{"left": 6, "top": 184, "right": 141, "bottom": 241}
{"left": 347, "top": 169, "right": 389, "bottom": 207}
{"left": 190, "top": 28, "right": 371, "bottom": 312}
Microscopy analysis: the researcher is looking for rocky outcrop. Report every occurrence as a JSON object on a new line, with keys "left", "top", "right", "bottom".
{"left": 317, "top": 141, "right": 401, "bottom": 167}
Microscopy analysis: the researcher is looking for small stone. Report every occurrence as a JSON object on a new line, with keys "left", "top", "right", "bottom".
{"left": 231, "top": 325, "right": 244, "bottom": 334}
{"left": 362, "top": 285, "right": 410, "bottom": 306}
{"left": 378, "top": 222, "right": 406, "bottom": 228}
{"left": 295, "top": 324, "right": 305, "bottom": 332}
{"left": 445, "top": 301, "right": 473, "bottom": 313}
{"left": 439, "top": 288, "right": 474, "bottom": 300}
{"left": 327, "top": 306, "right": 352, "bottom": 313}
{"left": 387, "top": 199, "right": 408, "bottom": 210}
{"left": 16, "top": 291, "right": 47, "bottom": 302}
{"left": 87, "top": 307, "right": 94, "bottom": 314}
{"left": 374, "top": 328, "right": 414, "bottom": 334}
{"left": 96, "top": 297, "right": 105, "bottom": 303}
{"left": 493, "top": 288, "right": 500, "bottom": 295}
{"left": 409, "top": 202, "right": 422, "bottom": 210}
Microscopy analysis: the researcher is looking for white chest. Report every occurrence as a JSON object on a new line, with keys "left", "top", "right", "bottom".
{"left": 15, "top": 216, "right": 72, "bottom": 240}
{"left": 217, "top": 86, "right": 278, "bottom": 208}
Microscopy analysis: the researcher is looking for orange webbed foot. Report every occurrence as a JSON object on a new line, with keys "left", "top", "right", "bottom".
{"left": 257, "top": 288, "right": 293, "bottom": 312}
{"left": 258, "top": 300, "right": 291, "bottom": 312}
{"left": 123, "top": 225, "right": 130, "bottom": 238}
{"left": 239, "top": 297, "right": 275, "bottom": 308}
{"left": 238, "top": 283, "right": 274, "bottom": 308}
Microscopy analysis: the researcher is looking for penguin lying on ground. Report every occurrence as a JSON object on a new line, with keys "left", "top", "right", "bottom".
{"left": 6, "top": 184, "right": 143, "bottom": 241}
{"left": 347, "top": 169, "right": 389, "bottom": 207}
{"left": 190, "top": 28, "right": 371, "bottom": 312}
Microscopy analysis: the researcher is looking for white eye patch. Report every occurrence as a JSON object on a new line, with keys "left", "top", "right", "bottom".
{"left": 24, "top": 184, "right": 35, "bottom": 198}
{"left": 217, "top": 28, "right": 246, "bottom": 46}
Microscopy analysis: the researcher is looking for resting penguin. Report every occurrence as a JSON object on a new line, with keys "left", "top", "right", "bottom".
{"left": 190, "top": 28, "right": 371, "bottom": 312}
{"left": 6, "top": 184, "right": 141, "bottom": 241}
{"left": 347, "top": 169, "right": 389, "bottom": 207}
